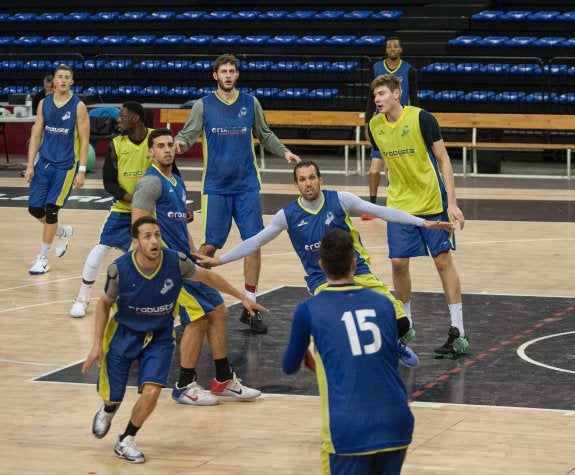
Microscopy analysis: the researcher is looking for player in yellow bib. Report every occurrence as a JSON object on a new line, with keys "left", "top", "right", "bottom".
{"left": 368, "top": 73, "right": 469, "bottom": 359}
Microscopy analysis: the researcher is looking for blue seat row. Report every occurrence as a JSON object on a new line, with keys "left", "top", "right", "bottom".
{"left": 0, "top": 59, "right": 83, "bottom": 70}
{"left": 421, "top": 62, "right": 575, "bottom": 76}
{"left": 471, "top": 10, "right": 575, "bottom": 22}
{"left": 419, "top": 89, "right": 575, "bottom": 104}
{"left": 449, "top": 36, "right": 575, "bottom": 48}
{"left": 0, "top": 34, "right": 386, "bottom": 46}
{"left": 0, "top": 10, "right": 402, "bottom": 22}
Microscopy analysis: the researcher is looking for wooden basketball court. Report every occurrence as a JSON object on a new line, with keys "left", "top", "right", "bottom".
{"left": 1, "top": 165, "right": 574, "bottom": 473}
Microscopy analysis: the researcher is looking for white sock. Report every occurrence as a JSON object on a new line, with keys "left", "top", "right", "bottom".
{"left": 245, "top": 290, "right": 257, "bottom": 302}
{"left": 40, "top": 242, "right": 50, "bottom": 258}
{"left": 448, "top": 303, "right": 464, "bottom": 336}
{"left": 78, "top": 283, "right": 92, "bottom": 301}
{"left": 403, "top": 301, "right": 413, "bottom": 327}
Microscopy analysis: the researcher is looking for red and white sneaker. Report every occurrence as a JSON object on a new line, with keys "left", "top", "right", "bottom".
{"left": 172, "top": 382, "right": 219, "bottom": 406}
{"left": 210, "top": 373, "right": 261, "bottom": 400}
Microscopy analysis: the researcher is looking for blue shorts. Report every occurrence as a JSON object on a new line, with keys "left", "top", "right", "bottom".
{"left": 178, "top": 280, "right": 224, "bottom": 326}
{"left": 98, "top": 211, "right": 133, "bottom": 252}
{"left": 323, "top": 448, "right": 407, "bottom": 475}
{"left": 201, "top": 191, "right": 264, "bottom": 248}
{"left": 387, "top": 210, "right": 455, "bottom": 258}
{"left": 98, "top": 320, "right": 175, "bottom": 403}
{"left": 28, "top": 156, "right": 76, "bottom": 208}
{"left": 370, "top": 148, "right": 382, "bottom": 160}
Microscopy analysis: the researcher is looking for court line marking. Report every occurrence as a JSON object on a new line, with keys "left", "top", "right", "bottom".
{"left": 516, "top": 331, "right": 575, "bottom": 374}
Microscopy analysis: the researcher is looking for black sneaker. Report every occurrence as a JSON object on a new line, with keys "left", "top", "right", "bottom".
{"left": 433, "top": 326, "right": 469, "bottom": 359}
{"left": 239, "top": 308, "right": 268, "bottom": 334}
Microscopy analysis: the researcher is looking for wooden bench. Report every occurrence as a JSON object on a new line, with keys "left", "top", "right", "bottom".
{"left": 159, "top": 108, "right": 365, "bottom": 175}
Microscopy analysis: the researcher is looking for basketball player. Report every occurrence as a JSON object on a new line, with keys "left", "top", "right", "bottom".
{"left": 283, "top": 228, "right": 414, "bottom": 474}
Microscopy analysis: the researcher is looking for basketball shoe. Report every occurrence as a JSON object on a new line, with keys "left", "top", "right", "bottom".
{"left": 239, "top": 308, "right": 268, "bottom": 334}
{"left": 398, "top": 342, "right": 420, "bottom": 367}
{"left": 210, "top": 373, "right": 261, "bottom": 399}
{"left": 400, "top": 326, "right": 416, "bottom": 344}
{"left": 433, "top": 326, "right": 469, "bottom": 359}
{"left": 55, "top": 225, "right": 73, "bottom": 257}
{"left": 70, "top": 297, "right": 89, "bottom": 318}
{"left": 172, "top": 381, "right": 219, "bottom": 406}
{"left": 29, "top": 255, "right": 49, "bottom": 275}
{"left": 114, "top": 435, "right": 145, "bottom": 464}
{"left": 92, "top": 405, "right": 115, "bottom": 439}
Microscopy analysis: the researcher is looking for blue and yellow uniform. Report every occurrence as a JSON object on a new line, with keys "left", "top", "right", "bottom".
{"left": 98, "top": 249, "right": 183, "bottom": 402}
{"left": 283, "top": 190, "right": 405, "bottom": 318}
{"left": 369, "top": 106, "right": 455, "bottom": 258}
{"left": 283, "top": 285, "right": 414, "bottom": 474}
{"left": 373, "top": 59, "right": 415, "bottom": 107}
{"left": 28, "top": 94, "right": 82, "bottom": 208}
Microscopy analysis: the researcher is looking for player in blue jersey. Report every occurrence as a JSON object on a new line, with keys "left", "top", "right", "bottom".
{"left": 368, "top": 73, "right": 468, "bottom": 359}
{"left": 25, "top": 65, "right": 90, "bottom": 275}
{"left": 82, "top": 216, "right": 266, "bottom": 464}
{"left": 362, "top": 37, "right": 418, "bottom": 220}
{"left": 283, "top": 228, "right": 414, "bottom": 474}
{"left": 174, "top": 53, "right": 300, "bottom": 334}
{"left": 132, "top": 128, "right": 263, "bottom": 407}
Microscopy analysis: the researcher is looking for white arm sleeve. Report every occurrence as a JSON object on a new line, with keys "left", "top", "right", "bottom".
{"left": 219, "top": 211, "right": 288, "bottom": 263}
{"left": 338, "top": 191, "right": 426, "bottom": 226}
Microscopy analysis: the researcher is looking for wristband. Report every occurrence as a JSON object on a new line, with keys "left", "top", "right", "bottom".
{"left": 78, "top": 165, "right": 87, "bottom": 172}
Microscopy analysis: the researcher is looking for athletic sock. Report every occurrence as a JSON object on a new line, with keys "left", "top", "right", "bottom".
{"left": 369, "top": 196, "right": 377, "bottom": 204}
{"left": 214, "top": 357, "right": 234, "bottom": 382}
{"left": 120, "top": 421, "right": 140, "bottom": 440}
{"left": 245, "top": 284, "right": 257, "bottom": 302}
{"left": 177, "top": 367, "right": 196, "bottom": 388}
{"left": 448, "top": 302, "right": 464, "bottom": 336}
{"left": 403, "top": 301, "right": 413, "bottom": 327}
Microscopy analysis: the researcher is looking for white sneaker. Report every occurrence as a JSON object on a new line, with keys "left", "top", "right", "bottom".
{"left": 210, "top": 373, "right": 261, "bottom": 400}
{"left": 91, "top": 405, "right": 115, "bottom": 439}
{"left": 29, "top": 255, "right": 49, "bottom": 275}
{"left": 114, "top": 435, "right": 145, "bottom": 464}
{"left": 171, "top": 382, "right": 219, "bottom": 406}
{"left": 70, "top": 297, "right": 89, "bottom": 318}
{"left": 55, "top": 225, "right": 73, "bottom": 257}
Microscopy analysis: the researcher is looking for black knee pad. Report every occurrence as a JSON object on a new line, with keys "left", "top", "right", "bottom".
{"left": 28, "top": 206, "right": 45, "bottom": 220}
{"left": 45, "top": 203, "right": 60, "bottom": 224}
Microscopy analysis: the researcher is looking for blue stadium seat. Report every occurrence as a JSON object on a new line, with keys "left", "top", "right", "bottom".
{"left": 155, "top": 35, "right": 186, "bottom": 45}
{"left": 146, "top": 11, "right": 175, "bottom": 21}
{"left": 237, "top": 87, "right": 255, "bottom": 95}
{"left": 475, "top": 36, "right": 509, "bottom": 47}
{"left": 456, "top": 63, "right": 481, "bottom": 73}
{"left": 481, "top": 63, "right": 510, "bottom": 74}
{"left": 433, "top": 90, "right": 464, "bottom": 101}
{"left": 35, "top": 12, "right": 64, "bottom": 22}
{"left": 102, "top": 59, "right": 132, "bottom": 70}
{"left": 286, "top": 11, "right": 316, "bottom": 20}
{"left": 176, "top": 11, "right": 206, "bottom": 21}
{"left": 127, "top": 35, "right": 156, "bottom": 45}
{"left": 258, "top": 11, "right": 289, "bottom": 20}
{"left": 0, "top": 60, "right": 24, "bottom": 70}
{"left": 494, "top": 91, "right": 526, "bottom": 102}
{"left": 168, "top": 86, "right": 196, "bottom": 97}
{"left": 231, "top": 11, "right": 261, "bottom": 20}
{"left": 448, "top": 35, "right": 481, "bottom": 46}
{"left": 84, "top": 59, "right": 96, "bottom": 70}
{"left": 141, "top": 86, "right": 168, "bottom": 97}
{"left": 211, "top": 35, "right": 241, "bottom": 44}
{"left": 135, "top": 60, "right": 165, "bottom": 70}
{"left": 343, "top": 11, "right": 373, "bottom": 20}
{"left": 196, "top": 86, "right": 217, "bottom": 96}
{"left": 270, "top": 61, "right": 301, "bottom": 71}
{"left": 62, "top": 12, "right": 91, "bottom": 21}
{"left": 239, "top": 35, "right": 269, "bottom": 45}
{"left": 3, "top": 86, "right": 31, "bottom": 94}
{"left": 97, "top": 35, "right": 127, "bottom": 45}
{"left": 330, "top": 61, "right": 359, "bottom": 72}
{"left": 314, "top": 11, "right": 344, "bottom": 20}
{"left": 184, "top": 36, "right": 213, "bottom": 45}
{"left": 22, "top": 60, "right": 51, "bottom": 70}
{"left": 499, "top": 11, "right": 532, "bottom": 21}
{"left": 418, "top": 90, "right": 434, "bottom": 101}
{"left": 372, "top": 11, "right": 403, "bottom": 20}
{"left": 40, "top": 36, "right": 71, "bottom": 46}
{"left": 355, "top": 35, "right": 386, "bottom": 45}
{"left": 471, "top": 10, "right": 504, "bottom": 21}
{"left": 90, "top": 12, "right": 118, "bottom": 21}
{"left": 528, "top": 11, "right": 560, "bottom": 21}
{"left": 112, "top": 85, "right": 141, "bottom": 96}
{"left": 245, "top": 61, "right": 272, "bottom": 71}
{"left": 308, "top": 88, "right": 339, "bottom": 99}
{"left": 557, "top": 12, "right": 575, "bottom": 22}
{"left": 13, "top": 36, "right": 42, "bottom": 46}
{"left": 0, "top": 37, "right": 15, "bottom": 46}
{"left": 0, "top": 13, "right": 10, "bottom": 21}
{"left": 423, "top": 62, "right": 454, "bottom": 73}
{"left": 192, "top": 60, "right": 212, "bottom": 70}
{"left": 325, "top": 36, "right": 356, "bottom": 45}
{"left": 267, "top": 35, "right": 298, "bottom": 45}
{"left": 463, "top": 91, "right": 495, "bottom": 102}
{"left": 117, "top": 12, "right": 147, "bottom": 21}
{"left": 254, "top": 87, "right": 280, "bottom": 98}
{"left": 301, "top": 61, "right": 331, "bottom": 71}
{"left": 545, "top": 64, "right": 567, "bottom": 75}
{"left": 161, "top": 60, "right": 194, "bottom": 70}
{"left": 532, "top": 37, "right": 565, "bottom": 47}
{"left": 554, "top": 93, "right": 575, "bottom": 104}
{"left": 70, "top": 35, "right": 99, "bottom": 45}
{"left": 203, "top": 11, "right": 233, "bottom": 21}
{"left": 278, "top": 88, "right": 309, "bottom": 98}
{"left": 503, "top": 36, "right": 537, "bottom": 47}
{"left": 524, "top": 92, "right": 551, "bottom": 103}
{"left": 85, "top": 86, "right": 113, "bottom": 96}
{"left": 8, "top": 13, "right": 37, "bottom": 22}
{"left": 560, "top": 38, "right": 575, "bottom": 47}
{"left": 509, "top": 64, "right": 542, "bottom": 75}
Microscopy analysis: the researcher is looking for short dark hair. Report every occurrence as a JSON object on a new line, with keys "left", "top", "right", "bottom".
{"left": 293, "top": 160, "right": 321, "bottom": 182}
{"left": 131, "top": 216, "right": 159, "bottom": 238}
{"left": 148, "top": 128, "right": 173, "bottom": 147}
{"left": 122, "top": 101, "right": 145, "bottom": 121}
{"left": 319, "top": 229, "right": 354, "bottom": 280}
{"left": 386, "top": 36, "right": 401, "bottom": 46}
{"left": 213, "top": 53, "right": 238, "bottom": 73}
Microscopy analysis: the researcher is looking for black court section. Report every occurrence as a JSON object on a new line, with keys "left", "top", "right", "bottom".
{"left": 37, "top": 287, "right": 575, "bottom": 411}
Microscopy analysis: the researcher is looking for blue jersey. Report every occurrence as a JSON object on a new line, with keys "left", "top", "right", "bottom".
{"left": 283, "top": 190, "right": 372, "bottom": 293}
{"left": 284, "top": 285, "right": 414, "bottom": 454}
{"left": 145, "top": 165, "right": 190, "bottom": 256}
{"left": 113, "top": 248, "right": 183, "bottom": 332}
{"left": 374, "top": 59, "right": 414, "bottom": 106}
{"left": 201, "top": 92, "right": 259, "bottom": 194}
{"left": 38, "top": 94, "right": 82, "bottom": 169}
